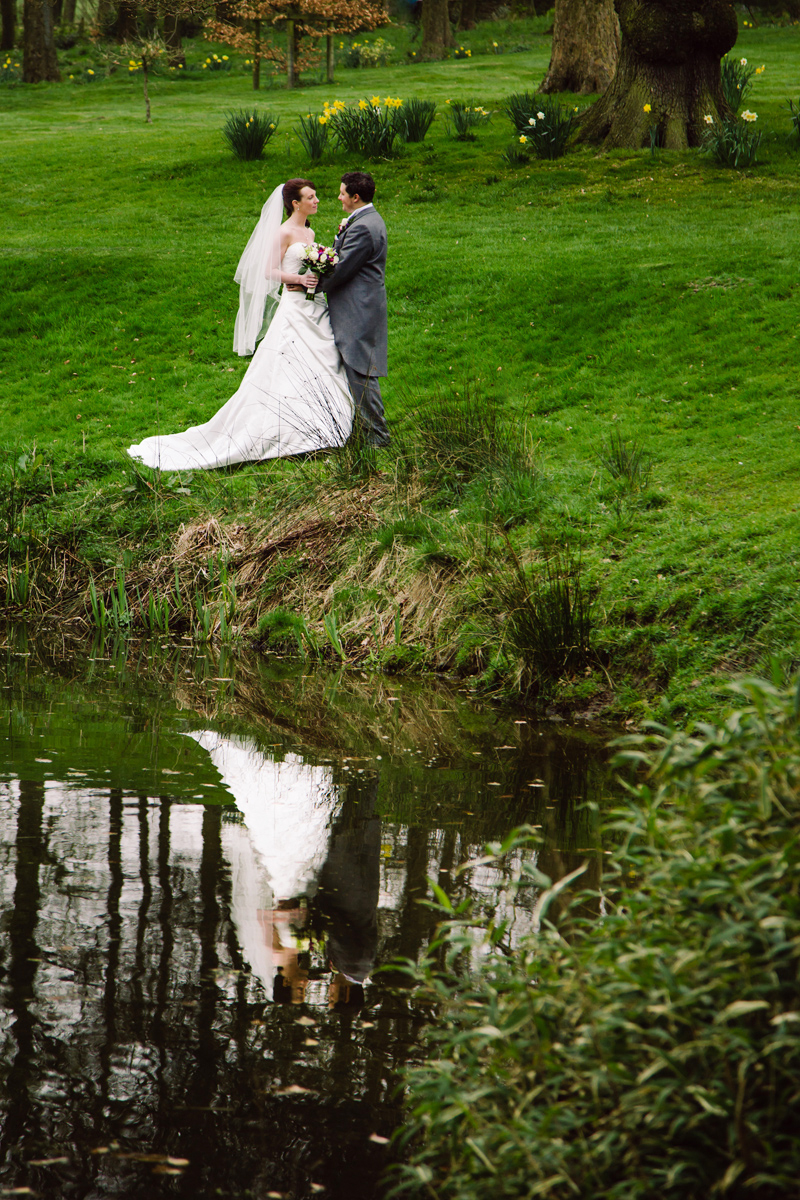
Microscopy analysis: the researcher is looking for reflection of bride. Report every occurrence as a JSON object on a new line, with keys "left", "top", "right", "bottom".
{"left": 127, "top": 179, "right": 353, "bottom": 471}
{"left": 190, "top": 731, "right": 381, "bottom": 1005}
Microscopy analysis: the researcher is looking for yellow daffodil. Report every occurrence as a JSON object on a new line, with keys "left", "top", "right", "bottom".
{"left": 358, "top": 99, "right": 368, "bottom": 109}
{"left": 269, "top": 122, "right": 275, "bottom": 128}
{"left": 643, "top": 103, "right": 651, "bottom": 113}
{"left": 319, "top": 114, "right": 328, "bottom": 124}
{"left": 371, "top": 94, "right": 380, "bottom": 106}
{"left": 222, "top": 55, "right": 228, "bottom": 60}
{"left": 466, "top": 49, "right": 472, "bottom": 56}
{"left": 741, "top": 109, "right": 758, "bottom": 121}
{"left": 519, "top": 135, "right": 528, "bottom": 144}
{"left": 88, "top": 68, "right": 94, "bottom": 75}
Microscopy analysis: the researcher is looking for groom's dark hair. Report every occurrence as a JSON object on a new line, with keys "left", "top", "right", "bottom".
{"left": 341, "top": 171, "right": 375, "bottom": 203}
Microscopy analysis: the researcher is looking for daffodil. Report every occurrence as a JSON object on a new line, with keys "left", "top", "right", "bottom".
{"left": 319, "top": 114, "right": 328, "bottom": 124}
{"left": 741, "top": 109, "right": 757, "bottom": 121}
{"left": 222, "top": 55, "right": 228, "bottom": 60}
{"left": 87, "top": 68, "right": 94, "bottom": 75}
{"left": 371, "top": 94, "right": 380, "bottom": 106}
{"left": 643, "top": 103, "right": 651, "bottom": 113}
{"left": 740, "top": 57, "right": 747, "bottom": 65}
{"left": 519, "top": 135, "right": 528, "bottom": 144}
{"left": 528, "top": 117, "right": 536, "bottom": 126}
{"left": 704, "top": 113, "right": 714, "bottom": 124}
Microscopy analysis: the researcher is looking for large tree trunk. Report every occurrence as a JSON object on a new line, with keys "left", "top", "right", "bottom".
{"left": 113, "top": 0, "right": 138, "bottom": 40}
{"left": 579, "top": 0, "right": 738, "bottom": 148}
{"left": 458, "top": 0, "right": 477, "bottom": 29}
{"left": 540, "top": 0, "right": 619, "bottom": 95}
{"left": 22, "top": 0, "right": 60, "bottom": 81}
{"left": 421, "top": 0, "right": 453, "bottom": 57}
{"left": 63, "top": 0, "right": 75, "bottom": 22}
{"left": 1, "top": 0, "right": 16, "bottom": 50}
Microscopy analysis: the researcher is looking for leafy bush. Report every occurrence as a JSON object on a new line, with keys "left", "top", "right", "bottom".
{"left": 445, "top": 100, "right": 491, "bottom": 142}
{"left": 508, "top": 93, "right": 576, "bottom": 159}
{"left": 328, "top": 98, "right": 403, "bottom": 159}
{"left": 222, "top": 109, "right": 280, "bottom": 161}
{"left": 296, "top": 111, "right": 329, "bottom": 161}
{"left": 721, "top": 53, "right": 756, "bottom": 112}
{"left": 342, "top": 36, "right": 394, "bottom": 67}
{"left": 397, "top": 98, "right": 437, "bottom": 143}
{"left": 702, "top": 112, "right": 762, "bottom": 168}
{"left": 391, "top": 674, "right": 800, "bottom": 1200}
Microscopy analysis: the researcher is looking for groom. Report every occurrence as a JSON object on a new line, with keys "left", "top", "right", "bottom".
{"left": 316, "top": 171, "right": 390, "bottom": 448}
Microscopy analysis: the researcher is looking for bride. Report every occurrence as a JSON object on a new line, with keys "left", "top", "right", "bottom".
{"left": 127, "top": 179, "right": 353, "bottom": 471}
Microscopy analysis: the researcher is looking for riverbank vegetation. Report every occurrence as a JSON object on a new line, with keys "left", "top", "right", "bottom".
{"left": 391, "top": 675, "right": 800, "bottom": 1199}
{"left": 2, "top": 19, "right": 800, "bottom": 722}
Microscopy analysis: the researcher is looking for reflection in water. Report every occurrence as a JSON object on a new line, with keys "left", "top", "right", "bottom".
{"left": 0, "top": 642, "right": 614, "bottom": 1199}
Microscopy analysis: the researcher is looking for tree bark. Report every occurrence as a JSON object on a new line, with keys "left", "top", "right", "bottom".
{"left": 286, "top": 15, "right": 295, "bottom": 85}
{"left": 163, "top": 10, "right": 186, "bottom": 66}
{"left": 540, "top": 0, "right": 619, "bottom": 95}
{"left": 458, "top": 0, "right": 476, "bottom": 29}
{"left": 22, "top": 0, "right": 60, "bottom": 81}
{"left": 420, "top": 0, "right": 453, "bottom": 57}
{"left": 1, "top": 0, "right": 16, "bottom": 50}
{"left": 113, "top": 0, "right": 138, "bottom": 41}
{"left": 579, "top": 0, "right": 738, "bottom": 148}
{"left": 252, "top": 15, "right": 260, "bottom": 88}
{"left": 63, "top": 0, "right": 75, "bottom": 22}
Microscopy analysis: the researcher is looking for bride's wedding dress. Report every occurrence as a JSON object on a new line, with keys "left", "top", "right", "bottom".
{"left": 127, "top": 242, "right": 353, "bottom": 471}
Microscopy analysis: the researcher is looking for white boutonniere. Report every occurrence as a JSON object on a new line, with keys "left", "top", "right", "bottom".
{"left": 337, "top": 217, "right": 350, "bottom": 236}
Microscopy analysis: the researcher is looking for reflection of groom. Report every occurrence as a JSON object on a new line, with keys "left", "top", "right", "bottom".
{"left": 316, "top": 171, "right": 391, "bottom": 448}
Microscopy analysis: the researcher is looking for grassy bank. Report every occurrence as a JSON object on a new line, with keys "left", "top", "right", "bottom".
{"left": 2, "top": 20, "right": 800, "bottom": 723}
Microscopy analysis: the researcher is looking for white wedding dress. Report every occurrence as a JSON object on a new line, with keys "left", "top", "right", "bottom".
{"left": 127, "top": 243, "right": 353, "bottom": 471}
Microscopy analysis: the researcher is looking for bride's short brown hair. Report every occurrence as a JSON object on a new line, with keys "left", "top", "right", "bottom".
{"left": 283, "top": 178, "right": 316, "bottom": 220}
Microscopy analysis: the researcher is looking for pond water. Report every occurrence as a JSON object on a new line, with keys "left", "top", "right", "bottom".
{"left": 0, "top": 631, "right": 616, "bottom": 1200}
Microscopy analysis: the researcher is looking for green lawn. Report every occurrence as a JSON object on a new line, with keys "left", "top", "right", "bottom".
{"left": 2, "top": 20, "right": 800, "bottom": 722}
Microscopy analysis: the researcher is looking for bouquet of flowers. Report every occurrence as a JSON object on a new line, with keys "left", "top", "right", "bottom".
{"left": 298, "top": 242, "right": 339, "bottom": 301}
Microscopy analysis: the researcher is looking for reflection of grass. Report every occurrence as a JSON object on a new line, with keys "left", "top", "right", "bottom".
{"left": 3, "top": 22, "right": 800, "bottom": 721}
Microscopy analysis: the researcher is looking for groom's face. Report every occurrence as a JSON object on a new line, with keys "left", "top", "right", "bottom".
{"left": 338, "top": 182, "right": 360, "bottom": 213}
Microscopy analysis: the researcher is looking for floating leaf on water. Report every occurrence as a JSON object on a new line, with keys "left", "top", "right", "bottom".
{"left": 369, "top": 1133, "right": 390, "bottom": 1145}
{"left": 161, "top": 769, "right": 181, "bottom": 775}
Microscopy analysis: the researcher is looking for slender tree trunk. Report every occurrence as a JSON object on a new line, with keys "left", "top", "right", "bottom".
{"left": 578, "top": 0, "right": 737, "bottom": 148}
{"left": 420, "top": 0, "right": 453, "bottom": 58}
{"left": 22, "top": 0, "right": 60, "bottom": 82}
{"left": 142, "top": 51, "right": 151, "bottom": 122}
{"left": 51, "top": 0, "right": 61, "bottom": 23}
{"left": 163, "top": 10, "right": 186, "bottom": 66}
{"left": 540, "top": 0, "right": 619, "bottom": 95}
{"left": 252, "top": 15, "right": 260, "bottom": 88}
{"left": 326, "top": 23, "right": 333, "bottom": 83}
{"left": 285, "top": 16, "right": 295, "bottom": 86}
{"left": 63, "top": 0, "right": 75, "bottom": 21}
{"left": 1, "top": 0, "right": 16, "bottom": 50}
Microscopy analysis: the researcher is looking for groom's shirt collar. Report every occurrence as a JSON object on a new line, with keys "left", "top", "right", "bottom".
{"left": 343, "top": 202, "right": 373, "bottom": 225}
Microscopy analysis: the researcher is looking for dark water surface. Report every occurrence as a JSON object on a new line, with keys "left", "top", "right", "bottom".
{"left": 0, "top": 632, "right": 616, "bottom": 1199}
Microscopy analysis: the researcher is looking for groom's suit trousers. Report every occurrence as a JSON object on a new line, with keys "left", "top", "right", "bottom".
{"left": 344, "top": 363, "right": 390, "bottom": 448}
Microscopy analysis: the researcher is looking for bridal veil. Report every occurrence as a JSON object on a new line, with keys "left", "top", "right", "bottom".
{"left": 232, "top": 183, "right": 285, "bottom": 357}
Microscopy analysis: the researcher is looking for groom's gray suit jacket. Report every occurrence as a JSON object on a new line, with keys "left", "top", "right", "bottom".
{"left": 319, "top": 206, "right": 388, "bottom": 377}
